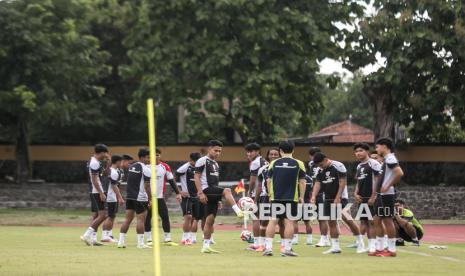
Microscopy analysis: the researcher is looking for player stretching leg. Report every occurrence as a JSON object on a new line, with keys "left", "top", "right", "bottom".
{"left": 117, "top": 148, "right": 152, "bottom": 249}
{"left": 245, "top": 143, "right": 268, "bottom": 251}
{"left": 81, "top": 144, "right": 110, "bottom": 246}
{"left": 195, "top": 140, "right": 244, "bottom": 254}
{"left": 308, "top": 147, "right": 330, "bottom": 248}
{"left": 263, "top": 140, "right": 306, "bottom": 257}
{"left": 372, "top": 138, "right": 404, "bottom": 257}
{"left": 145, "top": 148, "right": 182, "bottom": 246}
{"left": 341, "top": 186, "right": 366, "bottom": 253}
{"left": 311, "top": 153, "right": 346, "bottom": 254}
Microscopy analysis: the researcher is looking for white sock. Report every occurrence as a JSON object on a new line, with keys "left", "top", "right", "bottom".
{"left": 280, "top": 239, "right": 285, "bottom": 246}
{"left": 137, "top": 234, "right": 144, "bottom": 246}
{"left": 383, "top": 235, "right": 388, "bottom": 248}
{"left": 92, "top": 231, "right": 97, "bottom": 243}
{"left": 292, "top": 234, "right": 298, "bottom": 243}
{"left": 203, "top": 239, "right": 210, "bottom": 249}
{"left": 232, "top": 204, "right": 241, "bottom": 215}
{"left": 356, "top": 235, "right": 364, "bottom": 247}
{"left": 284, "top": 239, "right": 292, "bottom": 251}
{"left": 331, "top": 239, "right": 340, "bottom": 250}
{"left": 109, "top": 230, "right": 113, "bottom": 238}
{"left": 182, "top": 232, "right": 187, "bottom": 241}
{"left": 83, "top": 227, "right": 94, "bottom": 238}
{"left": 388, "top": 238, "right": 396, "bottom": 252}
{"left": 253, "top": 237, "right": 259, "bottom": 247}
{"left": 145, "top": 231, "right": 152, "bottom": 242}
{"left": 265, "top": 237, "right": 273, "bottom": 250}
{"left": 306, "top": 234, "right": 313, "bottom": 244}
{"left": 257, "top": 236, "right": 264, "bottom": 246}
{"left": 118, "top": 233, "right": 126, "bottom": 245}
{"left": 101, "top": 230, "right": 108, "bottom": 240}
{"left": 191, "top": 232, "right": 197, "bottom": 242}
{"left": 368, "top": 239, "right": 376, "bottom": 252}
{"left": 376, "top": 236, "right": 384, "bottom": 251}
{"left": 164, "top": 232, "right": 171, "bottom": 242}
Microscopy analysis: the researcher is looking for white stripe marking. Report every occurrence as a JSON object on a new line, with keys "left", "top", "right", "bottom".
{"left": 398, "top": 249, "right": 465, "bottom": 263}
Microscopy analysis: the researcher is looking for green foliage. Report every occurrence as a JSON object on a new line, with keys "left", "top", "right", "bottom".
{"left": 317, "top": 76, "right": 374, "bottom": 130}
{"left": 123, "top": 0, "right": 362, "bottom": 143}
{"left": 344, "top": 0, "right": 465, "bottom": 142}
{"left": 0, "top": 0, "right": 109, "bottom": 137}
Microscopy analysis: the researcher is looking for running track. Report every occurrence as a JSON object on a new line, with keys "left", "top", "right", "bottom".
{"left": 49, "top": 223, "right": 465, "bottom": 244}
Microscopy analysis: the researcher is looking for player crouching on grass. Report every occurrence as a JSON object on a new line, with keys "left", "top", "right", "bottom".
{"left": 81, "top": 144, "right": 110, "bottom": 246}
{"left": 263, "top": 140, "right": 306, "bottom": 257}
{"left": 394, "top": 199, "right": 423, "bottom": 246}
{"left": 117, "top": 148, "right": 152, "bottom": 249}
{"left": 176, "top": 152, "right": 202, "bottom": 245}
{"left": 371, "top": 137, "right": 404, "bottom": 257}
{"left": 195, "top": 140, "right": 244, "bottom": 254}
{"left": 101, "top": 155, "right": 126, "bottom": 243}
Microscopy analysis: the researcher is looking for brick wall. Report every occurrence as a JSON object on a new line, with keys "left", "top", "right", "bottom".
{"left": 1, "top": 182, "right": 464, "bottom": 220}
{"left": 1, "top": 160, "right": 464, "bottom": 186}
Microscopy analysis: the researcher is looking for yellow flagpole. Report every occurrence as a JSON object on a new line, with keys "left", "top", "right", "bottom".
{"left": 147, "top": 99, "right": 161, "bottom": 276}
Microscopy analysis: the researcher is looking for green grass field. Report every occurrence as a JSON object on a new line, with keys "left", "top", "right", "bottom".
{"left": 1, "top": 209, "right": 464, "bottom": 275}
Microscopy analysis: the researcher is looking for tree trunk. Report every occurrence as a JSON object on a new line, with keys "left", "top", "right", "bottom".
{"left": 15, "top": 119, "right": 31, "bottom": 184}
{"left": 371, "top": 90, "right": 395, "bottom": 140}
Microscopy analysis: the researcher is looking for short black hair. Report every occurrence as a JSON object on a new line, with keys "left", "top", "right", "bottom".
{"left": 156, "top": 148, "right": 161, "bottom": 154}
{"left": 94, "top": 144, "right": 108, "bottom": 154}
{"left": 308, "top": 147, "right": 321, "bottom": 156}
{"left": 312, "top": 152, "right": 327, "bottom": 164}
{"left": 376, "top": 137, "right": 395, "bottom": 151}
{"left": 190, "top": 152, "right": 201, "bottom": 162}
{"left": 111, "top": 155, "right": 122, "bottom": 164}
{"left": 208, "top": 139, "right": 223, "bottom": 147}
{"left": 395, "top": 199, "right": 406, "bottom": 205}
{"left": 245, "top": 142, "right": 261, "bottom": 152}
{"left": 122, "top": 154, "right": 134, "bottom": 161}
{"left": 370, "top": 150, "right": 378, "bottom": 155}
{"left": 353, "top": 142, "right": 370, "bottom": 151}
{"left": 278, "top": 140, "right": 295, "bottom": 154}
{"left": 138, "top": 148, "right": 150, "bottom": 158}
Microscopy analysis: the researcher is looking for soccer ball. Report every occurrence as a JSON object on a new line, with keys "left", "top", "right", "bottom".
{"left": 237, "top": 197, "right": 255, "bottom": 211}
{"left": 240, "top": 230, "right": 253, "bottom": 242}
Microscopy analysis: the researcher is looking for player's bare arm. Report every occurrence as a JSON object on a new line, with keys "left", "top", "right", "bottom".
{"left": 381, "top": 166, "right": 404, "bottom": 193}
{"left": 334, "top": 177, "right": 347, "bottom": 204}
{"left": 311, "top": 181, "right": 321, "bottom": 203}
{"left": 194, "top": 172, "right": 207, "bottom": 203}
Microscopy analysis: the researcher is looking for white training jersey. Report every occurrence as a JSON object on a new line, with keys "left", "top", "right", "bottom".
{"left": 177, "top": 162, "right": 190, "bottom": 193}
{"left": 378, "top": 153, "right": 399, "bottom": 195}
{"left": 88, "top": 156, "right": 103, "bottom": 194}
{"left": 195, "top": 156, "right": 220, "bottom": 191}
{"left": 250, "top": 156, "right": 268, "bottom": 197}
{"left": 107, "top": 167, "right": 121, "bottom": 203}
{"left": 257, "top": 165, "right": 269, "bottom": 196}
{"left": 155, "top": 162, "right": 174, "bottom": 198}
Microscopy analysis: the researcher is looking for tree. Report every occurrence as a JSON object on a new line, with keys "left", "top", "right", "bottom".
{"left": 344, "top": 0, "right": 465, "bottom": 142}
{"left": 123, "top": 0, "right": 363, "bottom": 143}
{"left": 0, "top": 0, "right": 109, "bottom": 183}
{"left": 317, "top": 75, "right": 374, "bottom": 130}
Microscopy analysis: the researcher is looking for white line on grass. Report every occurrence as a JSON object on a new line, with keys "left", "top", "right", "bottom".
{"left": 398, "top": 249, "right": 465, "bottom": 263}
